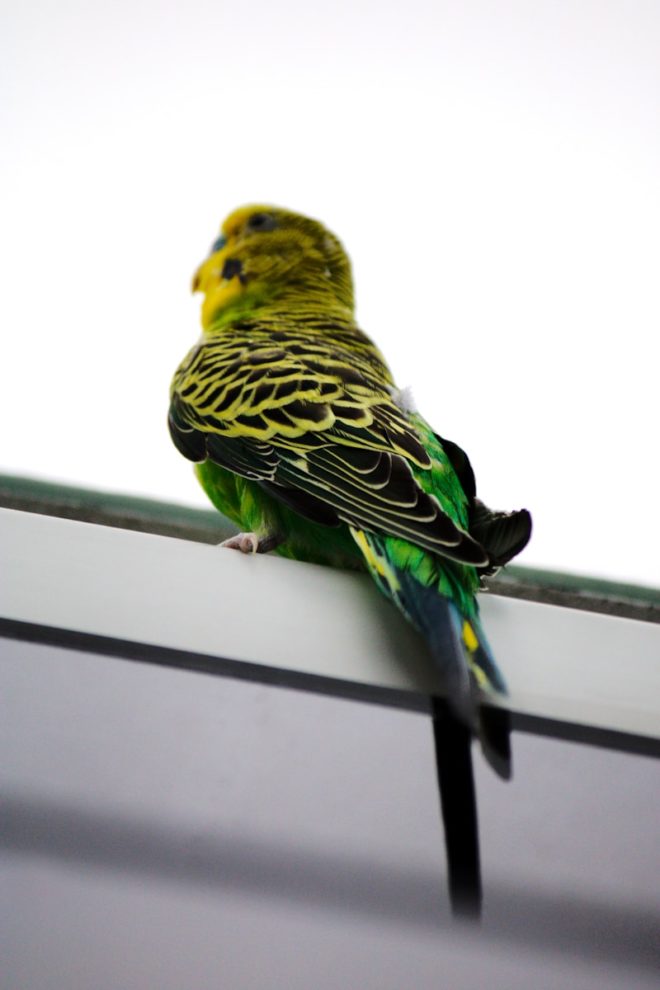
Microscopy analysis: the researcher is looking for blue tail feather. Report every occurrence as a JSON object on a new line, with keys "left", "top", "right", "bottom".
{"left": 350, "top": 527, "right": 511, "bottom": 777}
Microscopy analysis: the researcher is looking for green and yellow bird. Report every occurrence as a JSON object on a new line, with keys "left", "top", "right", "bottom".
{"left": 169, "top": 205, "right": 531, "bottom": 776}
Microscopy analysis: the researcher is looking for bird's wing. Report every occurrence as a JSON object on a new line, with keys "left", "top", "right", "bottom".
{"left": 169, "top": 328, "right": 487, "bottom": 565}
{"left": 435, "top": 433, "right": 532, "bottom": 574}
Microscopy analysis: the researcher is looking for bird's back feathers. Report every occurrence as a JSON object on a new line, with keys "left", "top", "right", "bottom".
{"left": 170, "top": 320, "right": 489, "bottom": 566}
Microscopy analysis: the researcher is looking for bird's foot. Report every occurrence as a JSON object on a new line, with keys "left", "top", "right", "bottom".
{"left": 220, "top": 532, "right": 281, "bottom": 555}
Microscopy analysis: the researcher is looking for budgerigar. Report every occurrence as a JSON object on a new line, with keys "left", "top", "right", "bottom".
{"left": 169, "top": 205, "right": 531, "bottom": 776}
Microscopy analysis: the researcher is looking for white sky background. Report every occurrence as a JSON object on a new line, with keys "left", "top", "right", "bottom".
{"left": 2, "top": 1, "right": 659, "bottom": 586}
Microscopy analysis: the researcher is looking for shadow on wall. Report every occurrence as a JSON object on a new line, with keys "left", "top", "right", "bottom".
{"left": 3, "top": 791, "right": 658, "bottom": 972}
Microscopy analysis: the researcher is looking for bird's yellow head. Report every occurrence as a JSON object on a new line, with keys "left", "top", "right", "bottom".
{"left": 192, "top": 205, "right": 355, "bottom": 330}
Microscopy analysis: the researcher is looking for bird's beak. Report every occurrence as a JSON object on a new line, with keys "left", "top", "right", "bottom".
{"left": 191, "top": 262, "right": 205, "bottom": 293}
{"left": 191, "top": 233, "right": 229, "bottom": 293}
{"left": 192, "top": 241, "right": 245, "bottom": 327}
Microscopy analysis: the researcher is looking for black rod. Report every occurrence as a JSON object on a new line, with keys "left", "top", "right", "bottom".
{"left": 431, "top": 697, "right": 481, "bottom": 919}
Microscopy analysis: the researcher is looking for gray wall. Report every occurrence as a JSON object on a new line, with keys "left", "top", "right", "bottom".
{"left": 3, "top": 639, "right": 659, "bottom": 989}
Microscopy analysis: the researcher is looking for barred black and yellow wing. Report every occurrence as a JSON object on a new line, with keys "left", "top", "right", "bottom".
{"left": 169, "top": 319, "right": 487, "bottom": 566}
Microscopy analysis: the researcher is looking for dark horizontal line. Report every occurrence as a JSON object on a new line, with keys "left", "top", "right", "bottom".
{"left": 2, "top": 616, "right": 659, "bottom": 760}
{"left": 510, "top": 712, "right": 660, "bottom": 759}
{"left": 0, "top": 616, "right": 428, "bottom": 714}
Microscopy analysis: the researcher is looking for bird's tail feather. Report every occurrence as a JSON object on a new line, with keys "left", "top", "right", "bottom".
{"left": 399, "top": 577, "right": 511, "bottom": 778}
{"left": 350, "top": 527, "right": 511, "bottom": 777}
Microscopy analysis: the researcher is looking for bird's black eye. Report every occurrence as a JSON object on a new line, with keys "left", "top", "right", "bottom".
{"left": 221, "top": 258, "right": 244, "bottom": 281}
{"left": 247, "top": 212, "right": 277, "bottom": 232}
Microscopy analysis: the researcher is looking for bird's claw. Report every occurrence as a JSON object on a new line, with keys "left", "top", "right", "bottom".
{"left": 220, "top": 532, "right": 281, "bottom": 554}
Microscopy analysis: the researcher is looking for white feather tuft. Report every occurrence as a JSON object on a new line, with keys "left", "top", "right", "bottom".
{"left": 388, "top": 385, "right": 417, "bottom": 414}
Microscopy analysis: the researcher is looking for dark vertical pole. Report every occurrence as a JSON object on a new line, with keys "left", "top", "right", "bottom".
{"left": 431, "top": 697, "right": 482, "bottom": 919}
